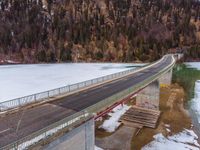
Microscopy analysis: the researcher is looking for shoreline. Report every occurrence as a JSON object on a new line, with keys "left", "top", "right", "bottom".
{"left": 189, "top": 102, "right": 200, "bottom": 138}
{"left": 174, "top": 63, "right": 200, "bottom": 138}
{"left": 95, "top": 83, "right": 199, "bottom": 149}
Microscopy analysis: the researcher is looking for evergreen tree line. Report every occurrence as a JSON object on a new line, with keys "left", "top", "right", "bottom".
{"left": 0, "top": 0, "right": 199, "bottom": 63}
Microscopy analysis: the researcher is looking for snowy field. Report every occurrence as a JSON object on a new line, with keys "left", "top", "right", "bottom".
{"left": 142, "top": 129, "right": 200, "bottom": 150}
{"left": 185, "top": 62, "right": 200, "bottom": 70}
{"left": 0, "top": 63, "right": 143, "bottom": 103}
{"left": 185, "top": 62, "right": 200, "bottom": 123}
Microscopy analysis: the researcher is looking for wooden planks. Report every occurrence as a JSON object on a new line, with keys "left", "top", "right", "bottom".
{"left": 120, "top": 106, "right": 161, "bottom": 129}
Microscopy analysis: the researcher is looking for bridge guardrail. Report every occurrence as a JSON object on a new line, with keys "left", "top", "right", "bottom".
{"left": 1, "top": 55, "right": 175, "bottom": 150}
{"left": 2, "top": 111, "right": 91, "bottom": 150}
{"left": 0, "top": 65, "right": 142, "bottom": 112}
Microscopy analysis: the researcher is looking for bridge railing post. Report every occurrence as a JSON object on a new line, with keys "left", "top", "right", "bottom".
{"left": 34, "top": 94, "right": 36, "bottom": 102}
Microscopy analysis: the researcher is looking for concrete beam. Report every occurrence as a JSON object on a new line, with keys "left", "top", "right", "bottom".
{"left": 136, "top": 80, "right": 160, "bottom": 110}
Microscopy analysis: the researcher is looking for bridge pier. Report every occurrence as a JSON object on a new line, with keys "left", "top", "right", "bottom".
{"left": 136, "top": 68, "right": 173, "bottom": 110}
{"left": 159, "top": 69, "right": 172, "bottom": 87}
{"left": 44, "top": 118, "right": 95, "bottom": 150}
{"left": 136, "top": 80, "right": 160, "bottom": 110}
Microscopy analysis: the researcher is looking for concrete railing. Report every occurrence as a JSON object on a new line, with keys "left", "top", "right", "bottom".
{"left": 1, "top": 55, "right": 175, "bottom": 150}
{"left": 2, "top": 111, "right": 91, "bottom": 150}
{"left": 0, "top": 65, "right": 144, "bottom": 112}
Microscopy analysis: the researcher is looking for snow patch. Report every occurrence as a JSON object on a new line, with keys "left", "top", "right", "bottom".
{"left": 95, "top": 145, "right": 104, "bottom": 150}
{"left": 164, "top": 124, "right": 171, "bottom": 132}
{"left": 166, "top": 128, "right": 171, "bottom": 133}
{"left": 99, "top": 104, "right": 131, "bottom": 132}
{"left": 191, "top": 80, "right": 200, "bottom": 124}
{"left": 168, "top": 129, "right": 199, "bottom": 147}
{"left": 6, "top": 60, "right": 19, "bottom": 64}
{"left": 164, "top": 124, "right": 170, "bottom": 128}
{"left": 142, "top": 129, "right": 200, "bottom": 150}
{"left": 185, "top": 62, "right": 200, "bottom": 70}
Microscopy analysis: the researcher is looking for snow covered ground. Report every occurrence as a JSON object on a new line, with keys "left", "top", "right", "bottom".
{"left": 185, "top": 62, "right": 200, "bottom": 123}
{"left": 0, "top": 63, "right": 143, "bottom": 103}
{"left": 99, "top": 104, "right": 131, "bottom": 132}
{"left": 185, "top": 62, "right": 200, "bottom": 70}
{"left": 95, "top": 145, "right": 104, "bottom": 150}
{"left": 142, "top": 129, "right": 200, "bottom": 150}
{"left": 192, "top": 81, "right": 200, "bottom": 124}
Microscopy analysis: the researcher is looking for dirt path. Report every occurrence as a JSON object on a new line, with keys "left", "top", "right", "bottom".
{"left": 96, "top": 126, "right": 136, "bottom": 150}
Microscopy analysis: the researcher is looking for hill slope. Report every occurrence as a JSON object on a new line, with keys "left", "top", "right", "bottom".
{"left": 0, "top": 0, "right": 200, "bottom": 63}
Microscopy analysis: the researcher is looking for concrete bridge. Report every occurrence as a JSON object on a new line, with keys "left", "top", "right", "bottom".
{"left": 0, "top": 54, "right": 177, "bottom": 150}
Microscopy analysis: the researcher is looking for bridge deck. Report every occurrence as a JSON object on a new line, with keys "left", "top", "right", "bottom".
{"left": 0, "top": 55, "right": 173, "bottom": 148}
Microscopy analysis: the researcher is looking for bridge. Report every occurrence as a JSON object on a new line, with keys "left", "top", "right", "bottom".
{"left": 0, "top": 54, "right": 177, "bottom": 150}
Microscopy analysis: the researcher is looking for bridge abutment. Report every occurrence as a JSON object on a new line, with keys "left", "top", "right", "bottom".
{"left": 44, "top": 118, "right": 95, "bottom": 150}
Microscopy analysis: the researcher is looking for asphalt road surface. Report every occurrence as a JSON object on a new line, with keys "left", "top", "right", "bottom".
{"left": 0, "top": 55, "right": 173, "bottom": 148}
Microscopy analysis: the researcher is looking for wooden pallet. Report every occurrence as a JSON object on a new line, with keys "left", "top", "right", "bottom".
{"left": 120, "top": 106, "right": 161, "bottom": 129}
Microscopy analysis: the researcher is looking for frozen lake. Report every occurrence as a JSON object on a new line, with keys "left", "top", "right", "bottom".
{"left": 185, "top": 62, "right": 200, "bottom": 70}
{"left": 185, "top": 62, "right": 200, "bottom": 124}
{"left": 0, "top": 63, "right": 144, "bottom": 102}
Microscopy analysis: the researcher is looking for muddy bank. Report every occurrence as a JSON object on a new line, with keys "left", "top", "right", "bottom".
{"left": 131, "top": 84, "right": 194, "bottom": 149}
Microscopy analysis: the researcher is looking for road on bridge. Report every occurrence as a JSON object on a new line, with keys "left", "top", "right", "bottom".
{"left": 0, "top": 55, "right": 173, "bottom": 148}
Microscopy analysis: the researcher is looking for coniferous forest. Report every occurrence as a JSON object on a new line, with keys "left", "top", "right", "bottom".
{"left": 0, "top": 0, "right": 200, "bottom": 63}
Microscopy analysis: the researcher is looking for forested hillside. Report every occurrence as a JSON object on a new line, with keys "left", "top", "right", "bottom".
{"left": 0, "top": 0, "right": 200, "bottom": 63}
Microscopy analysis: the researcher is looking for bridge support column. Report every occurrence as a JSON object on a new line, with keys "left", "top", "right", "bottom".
{"left": 159, "top": 69, "right": 172, "bottom": 87}
{"left": 44, "top": 118, "right": 95, "bottom": 150}
{"left": 136, "top": 80, "right": 160, "bottom": 110}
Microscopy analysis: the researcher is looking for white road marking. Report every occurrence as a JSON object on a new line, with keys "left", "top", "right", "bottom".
{"left": 0, "top": 128, "right": 10, "bottom": 134}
